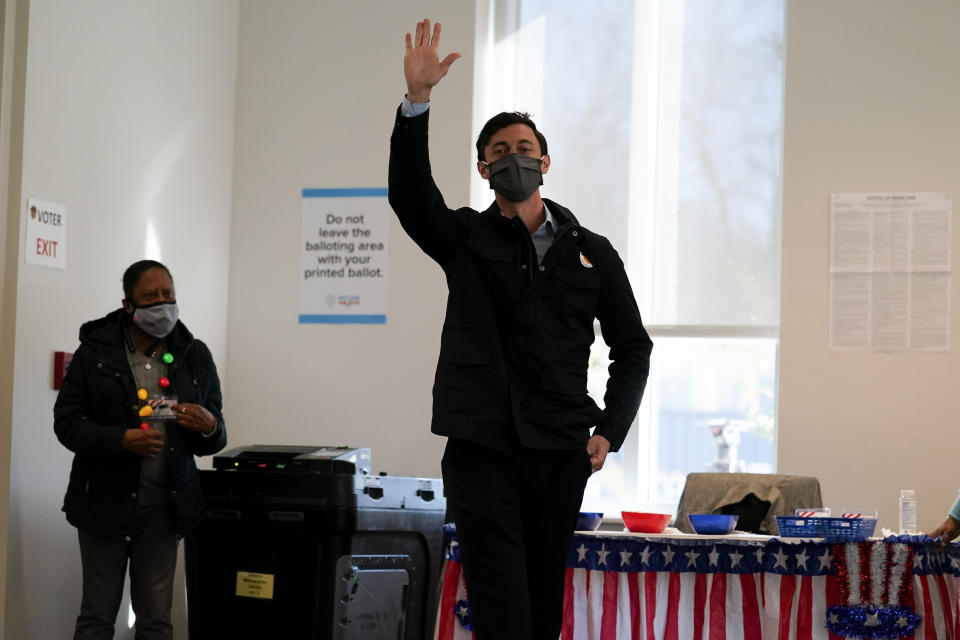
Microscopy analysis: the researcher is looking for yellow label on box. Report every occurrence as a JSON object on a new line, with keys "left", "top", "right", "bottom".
{"left": 235, "top": 571, "right": 275, "bottom": 599}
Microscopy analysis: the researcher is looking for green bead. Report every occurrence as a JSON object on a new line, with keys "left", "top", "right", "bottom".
{"left": 162, "top": 352, "right": 174, "bottom": 364}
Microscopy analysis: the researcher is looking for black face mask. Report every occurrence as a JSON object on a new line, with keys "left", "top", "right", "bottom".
{"left": 483, "top": 154, "right": 544, "bottom": 202}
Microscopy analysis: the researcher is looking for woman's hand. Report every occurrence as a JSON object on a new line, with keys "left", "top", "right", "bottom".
{"left": 122, "top": 428, "right": 163, "bottom": 458}
{"left": 174, "top": 402, "right": 217, "bottom": 435}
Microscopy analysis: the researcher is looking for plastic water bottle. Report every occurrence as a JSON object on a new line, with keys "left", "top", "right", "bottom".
{"left": 899, "top": 489, "right": 917, "bottom": 534}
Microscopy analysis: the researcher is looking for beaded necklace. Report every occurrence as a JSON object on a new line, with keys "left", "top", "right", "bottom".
{"left": 122, "top": 324, "right": 171, "bottom": 370}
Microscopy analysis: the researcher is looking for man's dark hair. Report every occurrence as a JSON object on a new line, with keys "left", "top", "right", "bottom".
{"left": 475, "top": 111, "right": 548, "bottom": 162}
{"left": 123, "top": 260, "right": 173, "bottom": 300}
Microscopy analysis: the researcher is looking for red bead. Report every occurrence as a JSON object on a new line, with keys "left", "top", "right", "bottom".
{"left": 159, "top": 377, "right": 170, "bottom": 388}
{"left": 140, "top": 422, "right": 149, "bottom": 430}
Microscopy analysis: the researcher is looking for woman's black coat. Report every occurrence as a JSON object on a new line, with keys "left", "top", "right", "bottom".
{"left": 54, "top": 309, "right": 227, "bottom": 538}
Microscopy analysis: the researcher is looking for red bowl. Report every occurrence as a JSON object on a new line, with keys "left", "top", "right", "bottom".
{"left": 621, "top": 511, "right": 672, "bottom": 533}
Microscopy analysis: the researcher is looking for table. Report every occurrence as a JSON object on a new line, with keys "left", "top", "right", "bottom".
{"left": 435, "top": 529, "right": 960, "bottom": 640}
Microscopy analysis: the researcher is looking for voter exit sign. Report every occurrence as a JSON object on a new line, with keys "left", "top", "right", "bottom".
{"left": 26, "top": 198, "right": 66, "bottom": 270}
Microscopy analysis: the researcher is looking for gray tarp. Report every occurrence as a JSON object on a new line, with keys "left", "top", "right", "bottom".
{"left": 674, "top": 473, "right": 823, "bottom": 535}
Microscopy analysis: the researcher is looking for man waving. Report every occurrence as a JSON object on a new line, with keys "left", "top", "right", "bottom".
{"left": 389, "top": 19, "right": 652, "bottom": 640}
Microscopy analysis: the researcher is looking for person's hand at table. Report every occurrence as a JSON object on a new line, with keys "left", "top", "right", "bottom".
{"left": 174, "top": 402, "right": 217, "bottom": 435}
{"left": 928, "top": 515, "right": 960, "bottom": 544}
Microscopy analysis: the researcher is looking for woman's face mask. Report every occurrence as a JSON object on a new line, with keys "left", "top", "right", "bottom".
{"left": 482, "top": 154, "right": 545, "bottom": 202}
{"left": 131, "top": 301, "right": 179, "bottom": 338}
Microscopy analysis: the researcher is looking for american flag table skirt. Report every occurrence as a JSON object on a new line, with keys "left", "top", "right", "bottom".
{"left": 435, "top": 528, "right": 960, "bottom": 640}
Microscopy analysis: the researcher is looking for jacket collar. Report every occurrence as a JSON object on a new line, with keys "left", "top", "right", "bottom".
{"left": 542, "top": 198, "right": 580, "bottom": 231}
{"left": 80, "top": 308, "right": 195, "bottom": 366}
{"left": 482, "top": 197, "right": 581, "bottom": 233}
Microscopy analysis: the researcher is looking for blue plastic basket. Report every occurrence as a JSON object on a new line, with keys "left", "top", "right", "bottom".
{"left": 775, "top": 515, "right": 877, "bottom": 541}
{"left": 575, "top": 512, "right": 604, "bottom": 531}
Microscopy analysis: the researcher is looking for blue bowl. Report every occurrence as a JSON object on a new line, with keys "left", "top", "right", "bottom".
{"left": 688, "top": 514, "right": 739, "bottom": 535}
{"left": 575, "top": 512, "right": 604, "bottom": 531}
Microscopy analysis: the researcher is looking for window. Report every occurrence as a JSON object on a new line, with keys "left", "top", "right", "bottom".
{"left": 473, "top": 0, "right": 785, "bottom": 513}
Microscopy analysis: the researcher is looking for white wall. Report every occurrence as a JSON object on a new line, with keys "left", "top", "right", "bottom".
{"left": 4, "top": 1, "right": 237, "bottom": 638}
{"left": 778, "top": 0, "right": 960, "bottom": 532}
{"left": 224, "top": 1, "right": 476, "bottom": 479}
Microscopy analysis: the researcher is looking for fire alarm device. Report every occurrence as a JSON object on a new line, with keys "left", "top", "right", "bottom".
{"left": 53, "top": 351, "right": 73, "bottom": 390}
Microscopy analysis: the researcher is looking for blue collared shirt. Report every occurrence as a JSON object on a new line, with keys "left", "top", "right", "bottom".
{"left": 401, "top": 96, "right": 430, "bottom": 117}
{"left": 529, "top": 205, "right": 556, "bottom": 265}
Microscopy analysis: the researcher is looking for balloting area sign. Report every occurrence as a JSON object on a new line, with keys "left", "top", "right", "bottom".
{"left": 300, "top": 188, "right": 389, "bottom": 324}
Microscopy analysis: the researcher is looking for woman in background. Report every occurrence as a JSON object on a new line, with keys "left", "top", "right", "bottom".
{"left": 54, "top": 259, "right": 226, "bottom": 640}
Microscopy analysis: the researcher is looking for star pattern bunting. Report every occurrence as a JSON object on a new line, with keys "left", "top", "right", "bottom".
{"left": 567, "top": 536, "right": 835, "bottom": 574}
{"left": 439, "top": 524, "right": 960, "bottom": 578}
{"left": 896, "top": 533, "right": 960, "bottom": 576}
{"left": 563, "top": 534, "right": 960, "bottom": 576}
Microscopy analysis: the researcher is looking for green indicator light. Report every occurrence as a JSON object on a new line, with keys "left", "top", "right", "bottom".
{"left": 277, "top": 463, "right": 287, "bottom": 469}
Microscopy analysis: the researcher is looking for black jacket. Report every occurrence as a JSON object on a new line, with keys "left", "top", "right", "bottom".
{"left": 54, "top": 309, "right": 227, "bottom": 538}
{"left": 389, "top": 107, "right": 652, "bottom": 452}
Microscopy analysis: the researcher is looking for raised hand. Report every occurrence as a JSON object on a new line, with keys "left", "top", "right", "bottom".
{"left": 404, "top": 19, "right": 461, "bottom": 104}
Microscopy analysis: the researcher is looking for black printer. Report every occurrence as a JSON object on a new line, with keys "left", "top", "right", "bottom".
{"left": 185, "top": 445, "right": 446, "bottom": 640}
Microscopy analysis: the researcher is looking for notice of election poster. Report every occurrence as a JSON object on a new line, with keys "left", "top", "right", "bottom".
{"left": 829, "top": 191, "right": 951, "bottom": 352}
{"left": 300, "top": 188, "right": 389, "bottom": 324}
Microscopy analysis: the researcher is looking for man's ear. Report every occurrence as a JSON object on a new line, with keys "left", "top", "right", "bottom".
{"left": 477, "top": 161, "right": 489, "bottom": 179}
{"left": 122, "top": 299, "right": 133, "bottom": 313}
{"left": 540, "top": 154, "right": 551, "bottom": 175}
